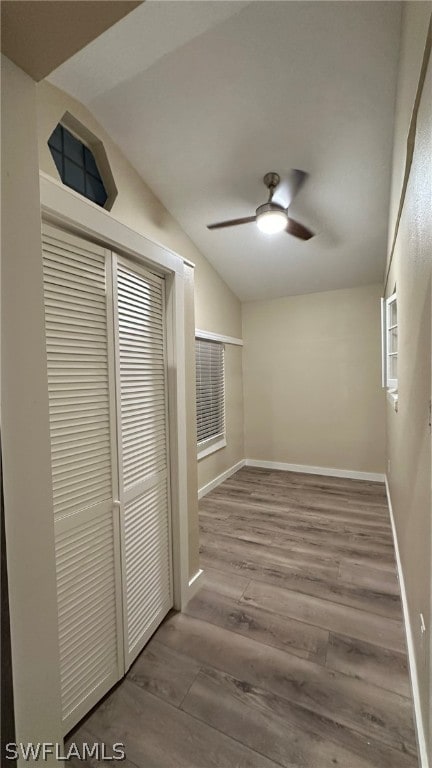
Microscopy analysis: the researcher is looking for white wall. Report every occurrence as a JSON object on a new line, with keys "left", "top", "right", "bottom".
{"left": 1, "top": 56, "right": 63, "bottom": 765}
{"left": 242, "top": 283, "right": 386, "bottom": 475}
{"left": 385, "top": 4, "right": 432, "bottom": 762}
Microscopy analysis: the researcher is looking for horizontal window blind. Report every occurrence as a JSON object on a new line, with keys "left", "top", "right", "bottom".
{"left": 195, "top": 339, "right": 225, "bottom": 445}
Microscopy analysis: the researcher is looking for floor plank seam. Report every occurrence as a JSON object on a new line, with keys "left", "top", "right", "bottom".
{"left": 187, "top": 600, "right": 413, "bottom": 700}
{"left": 238, "top": 583, "right": 405, "bottom": 624}
{"left": 178, "top": 695, "right": 288, "bottom": 768}
{"left": 237, "top": 579, "right": 251, "bottom": 603}
{"left": 129, "top": 680, "right": 284, "bottom": 768}
{"left": 179, "top": 653, "right": 416, "bottom": 762}
{"left": 177, "top": 666, "right": 204, "bottom": 710}
{"left": 158, "top": 617, "right": 416, "bottom": 755}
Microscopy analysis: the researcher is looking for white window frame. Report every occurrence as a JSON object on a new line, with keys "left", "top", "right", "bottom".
{"left": 195, "top": 337, "right": 226, "bottom": 460}
{"left": 381, "top": 292, "right": 398, "bottom": 400}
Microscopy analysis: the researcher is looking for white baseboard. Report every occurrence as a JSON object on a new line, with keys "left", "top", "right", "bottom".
{"left": 198, "top": 459, "right": 246, "bottom": 499}
{"left": 198, "top": 458, "right": 384, "bottom": 499}
{"left": 245, "top": 459, "right": 385, "bottom": 483}
{"left": 186, "top": 568, "right": 204, "bottom": 603}
{"left": 385, "top": 477, "right": 429, "bottom": 768}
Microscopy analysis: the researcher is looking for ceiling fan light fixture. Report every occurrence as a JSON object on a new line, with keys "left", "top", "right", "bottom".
{"left": 256, "top": 204, "right": 287, "bottom": 234}
{"left": 207, "top": 171, "right": 313, "bottom": 239}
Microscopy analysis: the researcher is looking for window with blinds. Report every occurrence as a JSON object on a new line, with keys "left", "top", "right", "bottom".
{"left": 195, "top": 338, "right": 226, "bottom": 457}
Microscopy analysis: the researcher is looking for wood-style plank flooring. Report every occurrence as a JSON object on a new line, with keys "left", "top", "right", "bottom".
{"left": 69, "top": 467, "right": 418, "bottom": 768}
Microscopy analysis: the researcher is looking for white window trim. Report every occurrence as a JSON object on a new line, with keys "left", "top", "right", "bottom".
{"left": 51, "top": 112, "right": 119, "bottom": 211}
{"left": 386, "top": 292, "right": 398, "bottom": 390}
{"left": 195, "top": 328, "right": 243, "bottom": 346}
{"left": 198, "top": 435, "right": 227, "bottom": 460}
{"left": 381, "top": 293, "right": 398, "bottom": 409}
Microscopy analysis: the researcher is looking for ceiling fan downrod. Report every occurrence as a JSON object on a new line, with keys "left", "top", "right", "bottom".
{"left": 263, "top": 172, "right": 281, "bottom": 202}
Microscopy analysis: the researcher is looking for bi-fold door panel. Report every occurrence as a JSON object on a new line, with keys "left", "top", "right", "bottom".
{"left": 43, "top": 230, "right": 114, "bottom": 521}
{"left": 43, "top": 224, "right": 173, "bottom": 730}
{"left": 42, "top": 224, "right": 123, "bottom": 734}
{"left": 123, "top": 480, "right": 171, "bottom": 657}
{"left": 114, "top": 256, "right": 172, "bottom": 669}
{"left": 54, "top": 502, "right": 121, "bottom": 727}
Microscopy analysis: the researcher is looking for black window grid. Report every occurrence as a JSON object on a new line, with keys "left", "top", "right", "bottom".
{"left": 48, "top": 124, "right": 108, "bottom": 207}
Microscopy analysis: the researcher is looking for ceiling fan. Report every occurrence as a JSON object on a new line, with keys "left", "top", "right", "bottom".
{"left": 207, "top": 170, "right": 314, "bottom": 240}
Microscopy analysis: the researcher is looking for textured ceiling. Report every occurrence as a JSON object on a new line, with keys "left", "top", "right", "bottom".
{"left": 49, "top": 1, "right": 402, "bottom": 301}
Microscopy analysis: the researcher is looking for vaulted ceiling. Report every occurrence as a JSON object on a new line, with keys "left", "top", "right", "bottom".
{"left": 1, "top": 1, "right": 141, "bottom": 81}
{"left": 49, "top": 1, "right": 402, "bottom": 301}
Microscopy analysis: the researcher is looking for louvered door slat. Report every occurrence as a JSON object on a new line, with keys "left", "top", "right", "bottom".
{"left": 124, "top": 483, "right": 171, "bottom": 650}
{"left": 114, "top": 256, "right": 172, "bottom": 668}
{"left": 43, "top": 227, "right": 113, "bottom": 522}
{"left": 42, "top": 223, "right": 122, "bottom": 734}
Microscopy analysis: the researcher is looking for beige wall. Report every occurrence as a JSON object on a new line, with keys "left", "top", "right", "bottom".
{"left": 385, "top": 4, "right": 431, "bottom": 761}
{"left": 387, "top": 2, "right": 432, "bottom": 255}
{"left": 36, "top": 80, "right": 245, "bottom": 561}
{"left": 242, "top": 284, "right": 386, "bottom": 474}
{"left": 1, "top": 56, "right": 63, "bottom": 764}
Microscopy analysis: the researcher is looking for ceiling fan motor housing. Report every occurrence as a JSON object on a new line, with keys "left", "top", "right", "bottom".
{"left": 255, "top": 202, "right": 288, "bottom": 234}
{"left": 256, "top": 202, "right": 286, "bottom": 217}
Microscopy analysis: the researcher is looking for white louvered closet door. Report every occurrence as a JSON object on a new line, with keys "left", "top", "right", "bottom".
{"left": 42, "top": 224, "right": 123, "bottom": 734}
{"left": 113, "top": 255, "right": 172, "bottom": 670}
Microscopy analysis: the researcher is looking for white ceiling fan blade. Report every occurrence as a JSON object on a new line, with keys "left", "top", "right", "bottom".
{"left": 272, "top": 169, "right": 309, "bottom": 209}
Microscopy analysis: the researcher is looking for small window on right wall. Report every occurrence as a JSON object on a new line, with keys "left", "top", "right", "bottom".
{"left": 381, "top": 291, "right": 398, "bottom": 394}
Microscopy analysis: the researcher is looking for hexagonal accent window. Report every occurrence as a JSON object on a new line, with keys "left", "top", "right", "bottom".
{"left": 48, "top": 123, "right": 108, "bottom": 207}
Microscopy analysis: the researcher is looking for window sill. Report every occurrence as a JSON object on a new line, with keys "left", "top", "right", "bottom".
{"left": 197, "top": 437, "right": 227, "bottom": 461}
{"left": 386, "top": 389, "right": 398, "bottom": 411}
